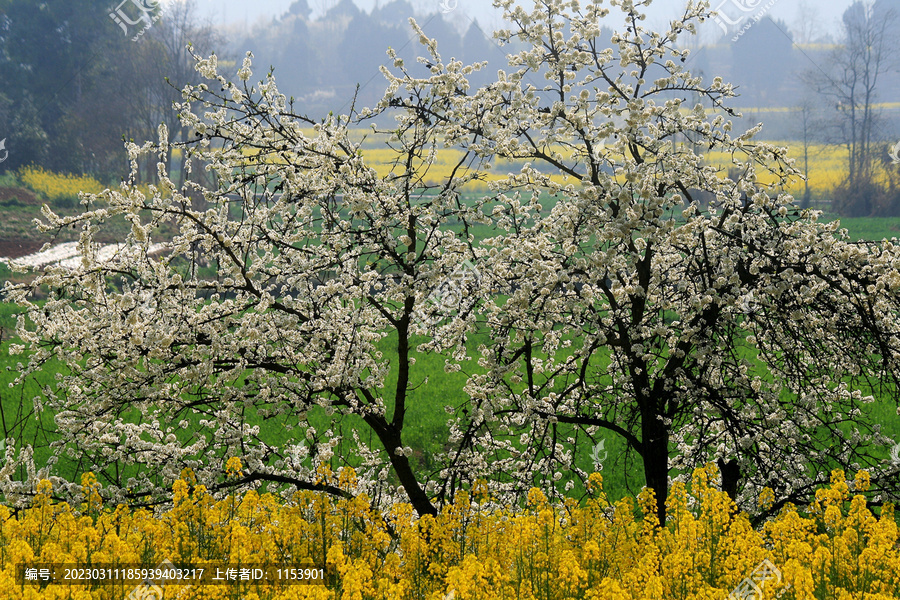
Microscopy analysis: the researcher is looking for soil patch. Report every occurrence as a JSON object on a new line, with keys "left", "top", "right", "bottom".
{"left": 0, "top": 186, "right": 40, "bottom": 206}
{"left": 0, "top": 239, "right": 48, "bottom": 259}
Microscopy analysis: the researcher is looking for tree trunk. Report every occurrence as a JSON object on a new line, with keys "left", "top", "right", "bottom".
{"left": 717, "top": 457, "right": 741, "bottom": 503}
{"left": 362, "top": 412, "right": 438, "bottom": 518}
{"left": 642, "top": 413, "right": 669, "bottom": 526}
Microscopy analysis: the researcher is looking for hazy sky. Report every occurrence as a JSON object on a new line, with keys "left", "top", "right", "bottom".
{"left": 192, "top": 0, "right": 858, "bottom": 42}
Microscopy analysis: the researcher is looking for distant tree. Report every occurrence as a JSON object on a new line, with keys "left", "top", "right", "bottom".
{"left": 8, "top": 0, "right": 900, "bottom": 532}
{"left": 233, "top": 9, "right": 314, "bottom": 106}
{"left": 0, "top": 92, "right": 49, "bottom": 174}
{"left": 338, "top": 13, "right": 395, "bottom": 91}
{"left": 0, "top": 0, "right": 137, "bottom": 175}
{"left": 730, "top": 17, "right": 796, "bottom": 107}
{"left": 876, "top": 0, "right": 900, "bottom": 18}
{"left": 271, "top": 14, "right": 315, "bottom": 106}
{"left": 804, "top": 1, "right": 898, "bottom": 216}
{"left": 792, "top": 98, "right": 822, "bottom": 209}
{"left": 143, "top": 0, "right": 223, "bottom": 188}
{"left": 0, "top": 0, "right": 218, "bottom": 181}
{"left": 417, "top": 14, "right": 462, "bottom": 68}
{"left": 55, "top": 53, "right": 144, "bottom": 181}
{"left": 372, "top": 0, "right": 416, "bottom": 25}
{"left": 336, "top": 7, "right": 463, "bottom": 106}
{"left": 461, "top": 21, "right": 498, "bottom": 90}
{"left": 325, "top": 0, "right": 360, "bottom": 22}
{"left": 288, "top": 0, "right": 312, "bottom": 19}
{"left": 791, "top": 0, "right": 827, "bottom": 45}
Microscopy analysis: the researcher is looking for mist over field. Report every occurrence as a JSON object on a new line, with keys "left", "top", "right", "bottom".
{"left": 5, "top": 0, "right": 900, "bottom": 212}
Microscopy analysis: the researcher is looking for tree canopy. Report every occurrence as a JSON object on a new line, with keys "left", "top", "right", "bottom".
{"left": 6, "top": 0, "right": 900, "bottom": 527}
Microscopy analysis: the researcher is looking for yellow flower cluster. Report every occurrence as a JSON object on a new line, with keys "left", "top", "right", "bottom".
{"left": 9, "top": 138, "right": 853, "bottom": 206}
{"left": 1, "top": 463, "right": 899, "bottom": 599}
{"left": 18, "top": 167, "right": 105, "bottom": 202}
{"left": 705, "top": 141, "right": 847, "bottom": 198}
{"left": 358, "top": 140, "right": 851, "bottom": 196}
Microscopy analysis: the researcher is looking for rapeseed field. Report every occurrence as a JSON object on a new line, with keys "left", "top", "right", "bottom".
{"left": 1, "top": 461, "right": 898, "bottom": 599}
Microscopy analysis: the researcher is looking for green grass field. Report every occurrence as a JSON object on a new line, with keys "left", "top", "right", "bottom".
{"left": 2, "top": 209, "right": 900, "bottom": 509}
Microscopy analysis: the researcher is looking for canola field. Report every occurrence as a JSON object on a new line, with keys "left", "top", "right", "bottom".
{"left": 10, "top": 135, "right": 849, "bottom": 204}
{"left": 0, "top": 463, "right": 897, "bottom": 599}
{"left": 230, "top": 126, "right": 850, "bottom": 199}
{"left": 333, "top": 136, "right": 847, "bottom": 199}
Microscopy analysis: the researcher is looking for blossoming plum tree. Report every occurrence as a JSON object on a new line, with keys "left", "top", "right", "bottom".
{"left": 433, "top": 0, "right": 900, "bottom": 525}
{"left": 6, "top": 0, "right": 900, "bottom": 526}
